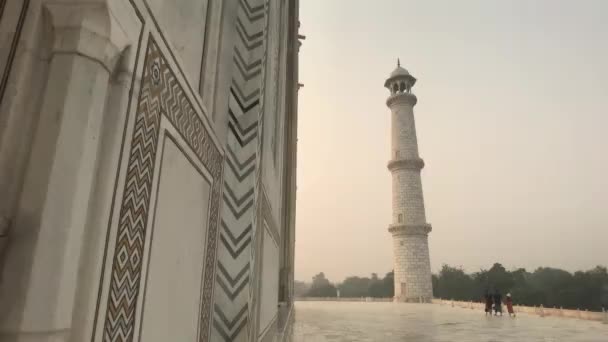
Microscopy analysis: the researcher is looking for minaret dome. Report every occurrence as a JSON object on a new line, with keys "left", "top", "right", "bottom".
{"left": 384, "top": 59, "right": 417, "bottom": 95}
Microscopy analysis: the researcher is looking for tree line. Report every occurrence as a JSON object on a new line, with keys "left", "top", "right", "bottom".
{"left": 295, "top": 271, "right": 394, "bottom": 298}
{"left": 296, "top": 263, "right": 608, "bottom": 311}
{"left": 433, "top": 263, "right": 608, "bottom": 311}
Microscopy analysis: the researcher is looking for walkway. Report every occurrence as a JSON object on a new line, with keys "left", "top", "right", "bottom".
{"left": 292, "top": 301, "right": 608, "bottom": 341}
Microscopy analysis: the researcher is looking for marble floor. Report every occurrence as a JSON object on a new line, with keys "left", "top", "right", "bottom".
{"left": 291, "top": 301, "right": 608, "bottom": 342}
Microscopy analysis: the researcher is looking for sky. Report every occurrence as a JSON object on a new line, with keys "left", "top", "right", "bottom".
{"left": 294, "top": 0, "right": 608, "bottom": 283}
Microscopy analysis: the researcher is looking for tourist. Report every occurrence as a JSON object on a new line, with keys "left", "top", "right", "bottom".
{"left": 493, "top": 291, "right": 503, "bottom": 316}
{"left": 505, "top": 293, "right": 516, "bottom": 317}
{"left": 484, "top": 292, "right": 493, "bottom": 316}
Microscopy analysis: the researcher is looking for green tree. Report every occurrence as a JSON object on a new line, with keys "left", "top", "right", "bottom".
{"left": 382, "top": 271, "right": 394, "bottom": 297}
{"left": 306, "top": 272, "right": 337, "bottom": 297}
{"left": 294, "top": 280, "right": 310, "bottom": 297}
{"left": 509, "top": 268, "right": 539, "bottom": 305}
{"left": 434, "top": 264, "right": 475, "bottom": 300}
{"left": 367, "top": 271, "right": 394, "bottom": 298}
{"left": 368, "top": 273, "right": 383, "bottom": 298}
{"left": 570, "top": 266, "right": 608, "bottom": 311}
{"left": 529, "top": 267, "right": 574, "bottom": 307}
{"left": 487, "top": 263, "right": 515, "bottom": 294}
{"left": 335, "top": 271, "right": 394, "bottom": 298}
{"left": 338, "top": 276, "right": 371, "bottom": 298}
{"left": 471, "top": 263, "right": 514, "bottom": 298}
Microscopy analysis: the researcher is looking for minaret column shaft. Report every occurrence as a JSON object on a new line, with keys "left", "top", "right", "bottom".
{"left": 391, "top": 105, "right": 419, "bottom": 160}
{"left": 385, "top": 80, "right": 433, "bottom": 303}
{"left": 391, "top": 170, "right": 426, "bottom": 225}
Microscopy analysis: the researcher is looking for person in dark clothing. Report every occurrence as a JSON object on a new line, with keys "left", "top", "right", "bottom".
{"left": 493, "top": 291, "right": 503, "bottom": 316}
{"left": 484, "top": 292, "right": 493, "bottom": 316}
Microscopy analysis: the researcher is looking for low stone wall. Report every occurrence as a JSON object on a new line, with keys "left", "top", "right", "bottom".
{"left": 295, "top": 297, "right": 393, "bottom": 302}
{"left": 433, "top": 299, "right": 608, "bottom": 323}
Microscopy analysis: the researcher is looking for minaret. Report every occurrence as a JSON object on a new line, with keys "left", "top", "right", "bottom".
{"left": 384, "top": 60, "right": 433, "bottom": 303}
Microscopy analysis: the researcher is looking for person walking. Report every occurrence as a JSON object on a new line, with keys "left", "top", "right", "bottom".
{"left": 484, "top": 291, "right": 493, "bottom": 316}
{"left": 493, "top": 291, "right": 503, "bottom": 316}
{"left": 505, "top": 293, "right": 516, "bottom": 317}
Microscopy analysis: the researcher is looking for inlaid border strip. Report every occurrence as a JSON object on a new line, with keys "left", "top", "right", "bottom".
{"left": 101, "top": 36, "right": 224, "bottom": 342}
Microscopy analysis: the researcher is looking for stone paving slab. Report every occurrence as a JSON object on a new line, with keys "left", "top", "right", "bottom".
{"left": 291, "top": 301, "right": 608, "bottom": 342}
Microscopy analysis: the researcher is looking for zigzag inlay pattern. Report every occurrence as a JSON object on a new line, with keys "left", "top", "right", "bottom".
{"left": 220, "top": 221, "right": 252, "bottom": 259}
{"left": 225, "top": 186, "right": 254, "bottom": 208}
{"left": 228, "top": 107, "right": 257, "bottom": 148}
{"left": 222, "top": 194, "right": 254, "bottom": 220}
{"left": 213, "top": 304, "right": 248, "bottom": 342}
{"left": 238, "top": 20, "right": 263, "bottom": 44}
{"left": 233, "top": 48, "right": 262, "bottom": 81}
{"left": 230, "top": 87, "right": 259, "bottom": 114}
{"left": 217, "top": 263, "right": 250, "bottom": 300}
{"left": 240, "top": 0, "right": 265, "bottom": 22}
{"left": 225, "top": 145, "right": 256, "bottom": 183}
{"left": 231, "top": 82, "right": 260, "bottom": 108}
{"left": 212, "top": 0, "right": 268, "bottom": 340}
{"left": 229, "top": 109, "right": 257, "bottom": 138}
{"left": 101, "top": 37, "right": 223, "bottom": 342}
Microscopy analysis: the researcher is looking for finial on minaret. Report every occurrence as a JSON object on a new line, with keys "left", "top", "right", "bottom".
{"left": 397, "top": 58, "right": 401, "bottom": 67}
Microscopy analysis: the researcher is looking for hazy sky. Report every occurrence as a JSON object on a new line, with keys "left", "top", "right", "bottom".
{"left": 294, "top": 0, "right": 608, "bottom": 283}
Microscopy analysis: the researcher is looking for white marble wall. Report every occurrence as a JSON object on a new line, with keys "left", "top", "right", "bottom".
{"left": 139, "top": 137, "right": 212, "bottom": 342}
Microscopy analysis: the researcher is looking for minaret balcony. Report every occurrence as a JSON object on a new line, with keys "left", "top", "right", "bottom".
{"left": 388, "top": 223, "right": 432, "bottom": 236}
{"left": 387, "top": 157, "right": 425, "bottom": 171}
